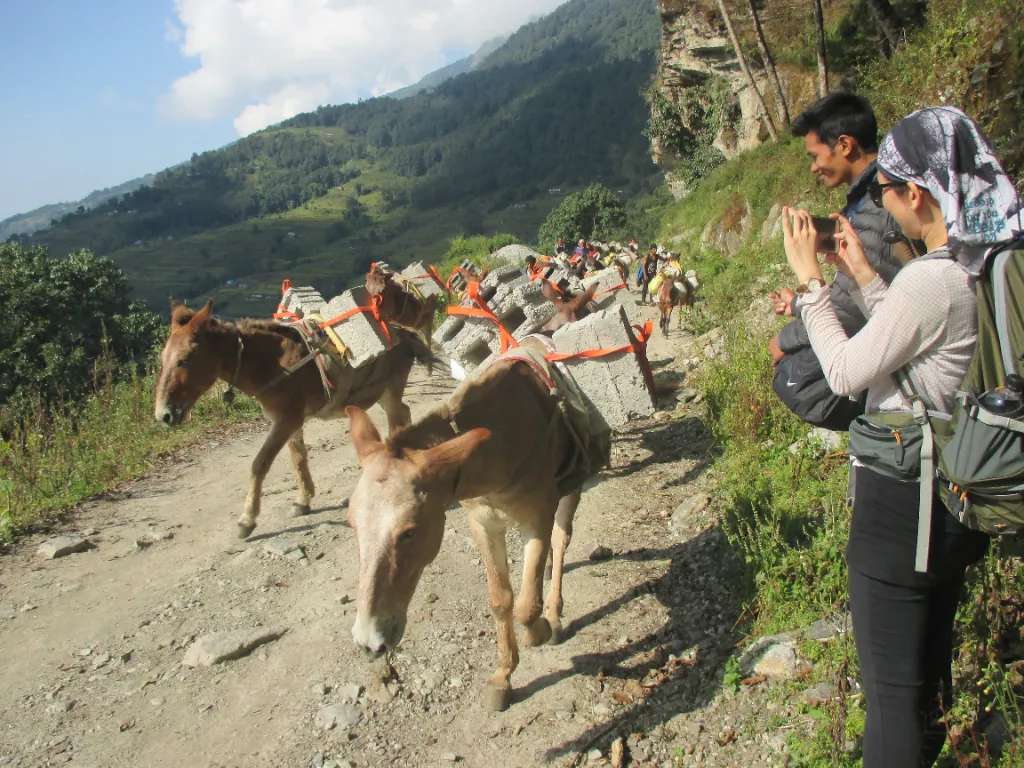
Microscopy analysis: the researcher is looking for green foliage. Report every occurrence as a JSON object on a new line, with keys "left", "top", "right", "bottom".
{"left": 859, "top": 0, "right": 1024, "bottom": 178}
{"left": 0, "top": 363, "right": 260, "bottom": 542}
{"left": 645, "top": 76, "right": 733, "bottom": 187}
{"left": 0, "top": 243, "right": 162, "bottom": 420}
{"left": 536, "top": 183, "right": 627, "bottom": 250}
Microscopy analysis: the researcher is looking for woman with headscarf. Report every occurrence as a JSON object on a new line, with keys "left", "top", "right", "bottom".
{"left": 781, "top": 107, "right": 1021, "bottom": 767}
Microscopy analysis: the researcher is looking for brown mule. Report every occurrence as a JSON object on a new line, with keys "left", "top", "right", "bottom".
{"left": 539, "top": 281, "right": 598, "bottom": 333}
{"left": 657, "top": 276, "right": 694, "bottom": 336}
{"left": 154, "top": 300, "right": 429, "bottom": 538}
{"left": 346, "top": 341, "right": 585, "bottom": 711}
{"left": 364, "top": 263, "right": 439, "bottom": 350}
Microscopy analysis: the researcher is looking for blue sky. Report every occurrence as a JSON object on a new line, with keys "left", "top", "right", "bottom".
{"left": 0, "top": 1, "right": 234, "bottom": 220}
{"left": 0, "top": 0, "right": 566, "bottom": 222}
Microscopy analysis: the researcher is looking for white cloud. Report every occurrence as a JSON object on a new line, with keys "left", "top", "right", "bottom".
{"left": 163, "top": 0, "right": 567, "bottom": 136}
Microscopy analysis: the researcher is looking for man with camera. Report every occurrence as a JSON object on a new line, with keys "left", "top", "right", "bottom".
{"left": 768, "top": 92, "right": 909, "bottom": 428}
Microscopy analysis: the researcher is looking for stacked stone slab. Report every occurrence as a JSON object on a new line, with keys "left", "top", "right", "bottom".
{"left": 433, "top": 264, "right": 557, "bottom": 373}
{"left": 279, "top": 286, "right": 327, "bottom": 318}
{"left": 581, "top": 267, "right": 639, "bottom": 322}
{"left": 491, "top": 244, "right": 541, "bottom": 266}
{"left": 552, "top": 305, "right": 655, "bottom": 428}
{"left": 399, "top": 261, "right": 447, "bottom": 300}
{"left": 323, "top": 286, "right": 391, "bottom": 368}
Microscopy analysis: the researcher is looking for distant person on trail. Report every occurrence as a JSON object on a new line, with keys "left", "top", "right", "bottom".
{"left": 574, "top": 239, "right": 587, "bottom": 259}
{"left": 640, "top": 245, "right": 659, "bottom": 304}
{"left": 555, "top": 238, "right": 567, "bottom": 255}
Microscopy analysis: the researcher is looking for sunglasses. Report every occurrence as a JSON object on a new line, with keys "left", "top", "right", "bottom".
{"left": 869, "top": 179, "right": 909, "bottom": 207}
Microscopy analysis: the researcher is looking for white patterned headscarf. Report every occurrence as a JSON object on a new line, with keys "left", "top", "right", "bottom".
{"left": 877, "top": 106, "right": 1022, "bottom": 274}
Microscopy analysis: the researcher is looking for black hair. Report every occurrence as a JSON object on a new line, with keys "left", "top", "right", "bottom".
{"left": 791, "top": 92, "right": 878, "bottom": 152}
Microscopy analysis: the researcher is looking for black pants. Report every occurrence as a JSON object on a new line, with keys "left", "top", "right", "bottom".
{"left": 847, "top": 467, "right": 987, "bottom": 767}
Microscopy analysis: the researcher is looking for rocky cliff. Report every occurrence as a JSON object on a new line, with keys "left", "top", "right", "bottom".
{"left": 652, "top": 1, "right": 814, "bottom": 197}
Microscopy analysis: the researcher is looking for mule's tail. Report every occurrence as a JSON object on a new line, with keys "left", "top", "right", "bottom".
{"left": 394, "top": 327, "right": 444, "bottom": 374}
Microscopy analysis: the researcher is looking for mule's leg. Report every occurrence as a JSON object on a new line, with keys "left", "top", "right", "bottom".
{"left": 515, "top": 516, "right": 555, "bottom": 649}
{"left": 238, "top": 416, "right": 300, "bottom": 538}
{"left": 544, "top": 491, "right": 581, "bottom": 645}
{"left": 467, "top": 504, "right": 518, "bottom": 712}
{"left": 377, "top": 378, "right": 412, "bottom": 435}
{"left": 287, "top": 427, "right": 315, "bottom": 516}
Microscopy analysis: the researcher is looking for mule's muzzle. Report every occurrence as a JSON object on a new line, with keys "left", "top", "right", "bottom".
{"left": 155, "top": 404, "right": 185, "bottom": 427}
{"left": 351, "top": 613, "right": 405, "bottom": 658}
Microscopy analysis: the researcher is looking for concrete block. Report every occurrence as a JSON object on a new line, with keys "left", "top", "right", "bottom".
{"left": 280, "top": 286, "right": 327, "bottom": 318}
{"left": 399, "top": 261, "right": 446, "bottom": 300}
{"left": 552, "top": 305, "right": 655, "bottom": 427}
{"left": 324, "top": 287, "right": 390, "bottom": 368}
{"left": 491, "top": 244, "right": 541, "bottom": 267}
{"left": 581, "top": 267, "right": 638, "bottom": 322}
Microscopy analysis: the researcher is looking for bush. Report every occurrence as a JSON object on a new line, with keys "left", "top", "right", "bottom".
{"left": 0, "top": 244, "right": 162, "bottom": 421}
{"left": 536, "top": 183, "right": 627, "bottom": 251}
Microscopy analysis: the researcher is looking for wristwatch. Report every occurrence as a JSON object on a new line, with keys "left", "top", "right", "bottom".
{"left": 796, "top": 277, "right": 825, "bottom": 294}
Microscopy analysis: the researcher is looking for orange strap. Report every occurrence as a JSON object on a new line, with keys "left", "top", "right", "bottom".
{"left": 273, "top": 278, "right": 302, "bottom": 321}
{"left": 321, "top": 293, "right": 392, "bottom": 345}
{"left": 446, "top": 280, "right": 518, "bottom": 353}
{"left": 593, "top": 281, "right": 627, "bottom": 299}
{"left": 543, "top": 321, "right": 653, "bottom": 363}
{"left": 407, "top": 264, "right": 447, "bottom": 293}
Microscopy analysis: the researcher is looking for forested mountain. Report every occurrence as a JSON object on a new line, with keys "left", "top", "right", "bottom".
{"left": 387, "top": 35, "right": 508, "bottom": 100}
{"left": 0, "top": 173, "right": 155, "bottom": 241}
{"left": 28, "top": 0, "right": 661, "bottom": 316}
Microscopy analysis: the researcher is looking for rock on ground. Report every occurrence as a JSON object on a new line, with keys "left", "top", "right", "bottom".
{"left": 182, "top": 627, "right": 287, "bottom": 667}
{"left": 37, "top": 536, "right": 93, "bottom": 560}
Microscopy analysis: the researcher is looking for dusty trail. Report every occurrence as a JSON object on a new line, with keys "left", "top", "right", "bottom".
{"left": 0, "top": 306, "right": 750, "bottom": 768}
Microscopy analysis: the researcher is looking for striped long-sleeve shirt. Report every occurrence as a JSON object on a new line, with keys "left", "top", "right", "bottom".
{"left": 801, "top": 249, "right": 977, "bottom": 414}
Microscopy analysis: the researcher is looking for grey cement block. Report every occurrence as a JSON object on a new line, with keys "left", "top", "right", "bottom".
{"left": 324, "top": 287, "right": 390, "bottom": 368}
{"left": 399, "top": 261, "right": 446, "bottom": 300}
{"left": 491, "top": 244, "right": 541, "bottom": 266}
{"left": 552, "top": 305, "right": 655, "bottom": 427}
{"left": 581, "top": 267, "right": 639, "bottom": 322}
{"left": 281, "top": 286, "right": 326, "bottom": 318}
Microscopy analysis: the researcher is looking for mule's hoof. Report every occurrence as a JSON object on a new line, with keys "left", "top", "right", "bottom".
{"left": 237, "top": 522, "right": 256, "bottom": 539}
{"left": 524, "top": 617, "right": 552, "bottom": 647}
{"left": 290, "top": 503, "right": 312, "bottom": 518}
{"left": 483, "top": 685, "right": 512, "bottom": 712}
{"left": 548, "top": 622, "right": 565, "bottom": 646}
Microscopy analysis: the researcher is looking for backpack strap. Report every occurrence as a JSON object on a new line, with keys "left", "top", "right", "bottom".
{"left": 891, "top": 368, "right": 938, "bottom": 572}
{"left": 989, "top": 243, "right": 1021, "bottom": 377}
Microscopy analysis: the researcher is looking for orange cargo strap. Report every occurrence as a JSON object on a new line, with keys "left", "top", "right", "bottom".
{"left": 543, "top": 321, "right": 653, "bottom": 364}
{"left": 593, "top": 282, "right": 627, "bottom": 298}
{"left": 273, "top": 278, "right": 302, "bottom": 321}
{"left": 321, "top": 293, "right": 392, "bottom": 345}
{"left": 406, "top": 264, "right": 447, "bottom": 293}
{"left": 446, "top": 280, "right": 518, "bottom": 353}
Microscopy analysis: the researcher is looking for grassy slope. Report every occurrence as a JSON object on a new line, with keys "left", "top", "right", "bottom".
{"left": 659, "top": 0, "right": 1023, "bottom": 761}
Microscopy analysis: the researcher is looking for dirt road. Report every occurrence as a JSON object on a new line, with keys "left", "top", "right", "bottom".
{"left": 0, "top": 307, "right": 754, "bottom": 768}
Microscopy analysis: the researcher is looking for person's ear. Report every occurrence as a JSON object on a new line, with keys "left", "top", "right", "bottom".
{"left": 835, "top": 135, "right": 855, "bottom": 159}
{"left": 906, "top": 182, "right": 927, "bottom": 211}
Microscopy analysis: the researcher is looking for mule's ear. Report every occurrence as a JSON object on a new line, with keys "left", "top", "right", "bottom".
{"left": 188, "top": 299, "right": 213, "bottom": 330}
{"left": 411, "top": 428, "right": 491, "bottom": 485}
{"left": 347, "top": 406, "right": 384, "bottom": 462}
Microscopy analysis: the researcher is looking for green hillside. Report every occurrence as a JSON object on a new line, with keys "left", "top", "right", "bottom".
{"left": 29, "top": 0, "right": 661, "bottom": 317}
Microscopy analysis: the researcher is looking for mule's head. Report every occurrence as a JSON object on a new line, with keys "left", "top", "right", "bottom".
{"left": 345, "top": 406, "right": 490, "bottom": 656}
{"left": 154, "top": 300, "right": 221, "bottom": 426}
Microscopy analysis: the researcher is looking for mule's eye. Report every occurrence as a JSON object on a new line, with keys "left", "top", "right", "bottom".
{"left": 177, "top": 359, "right": 190, "bottom": 369}
{"left": 398, "top": 528, "right": 416, "bottom": 544}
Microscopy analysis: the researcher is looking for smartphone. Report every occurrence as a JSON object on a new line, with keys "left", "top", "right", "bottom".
{"left": 810, "top": 216, "right": 837, "bottom": 253}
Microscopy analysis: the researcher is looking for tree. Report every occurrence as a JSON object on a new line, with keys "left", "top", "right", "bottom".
{"left": 715, "top": 0, "right": 778, "bottom": 140}
{"left": 812, "top": 0, "right": 830, "bottom": 96}
{"left": 536, "top": 184, "right": 627, "bottom": 250}
{"left": 0, "top": 244, "right": 162, "bottom": 417}
{"left": 746, "top": 0, "right": 790, "bottom": 126}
